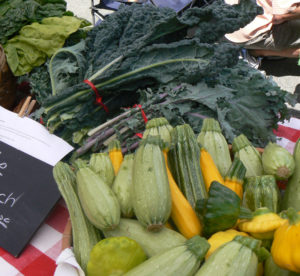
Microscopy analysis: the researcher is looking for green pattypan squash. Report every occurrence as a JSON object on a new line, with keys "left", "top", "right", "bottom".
{"left": 87, "top": 236, "right": 147, "bottom": 276}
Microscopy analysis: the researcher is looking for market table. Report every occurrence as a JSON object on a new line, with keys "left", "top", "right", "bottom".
{"left": 0, "top": 117, "right": 299, "bottom": 276}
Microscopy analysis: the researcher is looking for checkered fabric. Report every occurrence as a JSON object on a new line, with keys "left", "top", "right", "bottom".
{"left": 274, "top": 117, "right": 300, "bottom": 154}
{"left": 1, "top": 117, "right": 299, "bottom": 276}
{"left": 0, "top": 199, "right": 69, "bottom": 276}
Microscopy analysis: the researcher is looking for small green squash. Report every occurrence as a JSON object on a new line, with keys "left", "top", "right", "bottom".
{"left": 196, "top": 181, "right": 252, "bottom": 237}
{"left": 112, "top": 154, "right": 135, "bottom": 218}
{"left": 262, "top": 142, "right": 295, "bottom": 180}
{"left": 89, "top": 152, "right": 115, "bottom": 186}
{"left": 87, "top": 237, "right": 147, "bottom": 276}
{"left": 243, "top": 175, "right": 281, "bottom": 213}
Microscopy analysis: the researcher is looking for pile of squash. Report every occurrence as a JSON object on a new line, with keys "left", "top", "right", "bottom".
{"left": 53, "top": 117, "right": 300, "bottom": 276}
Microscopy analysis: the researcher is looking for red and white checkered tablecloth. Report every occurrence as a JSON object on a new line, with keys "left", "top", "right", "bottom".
{"left": 0, "top": 200, "right": 69, "bottom": 276}
{"left": 0, "top": 117, "right": 299, "bottom": 276}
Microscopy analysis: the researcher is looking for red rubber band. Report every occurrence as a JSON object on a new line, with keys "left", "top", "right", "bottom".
{"left": 133, "top": 104, "right": 148, "bottom": 124}
{"left": 84, "top": 79, "right": 109, "bottom": 113}
{"left": 135, "top": 133, "right": 143, "bottom": 138}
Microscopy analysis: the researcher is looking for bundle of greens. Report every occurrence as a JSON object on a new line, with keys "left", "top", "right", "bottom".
{"left": 0, "top": 0, "right": 70, "bottom": 45}
{"left": 32, "top": 0, "right": 263, "bottom": 143}
{"left": 73, "top": 60, "right": 295, "bottom": 158}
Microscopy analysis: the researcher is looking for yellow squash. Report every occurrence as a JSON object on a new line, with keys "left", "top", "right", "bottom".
{"left": 163, "top": 151, "right": 202, "bottom": 238}
{"left": 108, "top": 139, "right": 123, "bottom": 175}
{"left": 200, "top": 147, "right": 224, "bottom": 191}
{"left": 238, "top": 207, "right": 286, "bottom": 239}
{"left": 271, "top": 208, "right": 300, "bottom": 273}
{"left": 206, "top": 229, "right": 248, "bottom": 259}
{"left": 224, "top": 158, "right": 246, "bottom": 200}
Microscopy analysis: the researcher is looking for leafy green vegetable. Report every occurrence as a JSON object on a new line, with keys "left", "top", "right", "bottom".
{"left": 49, "top": 40, "right": 87, "bottom": 95}
{"left": 74, "top": 61, "right": 295, "bottom": 156}
{"left": 0, "top": 0, "right": 69, "bottom": 44}
{"left": 36, "top": 0, "right": 261, "bottom": 140}
{"left": 4, "top": 16, "right": 83, "bottom": 76}
{"left": 28, "top": 0, "right": 295, "bottom": 150}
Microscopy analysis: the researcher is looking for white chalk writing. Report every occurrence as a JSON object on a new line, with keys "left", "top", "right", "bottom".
{"left": 0, "top": 152, "right": 7, "bottom": 177}
{"left": 0, "top": 193, "right": 23, "bottom": 208}
{"left": 0, "top": 215, "right": 10, "bottom": 229}
{"left": 0, "top": 192, "right": 22, "bottom": 229}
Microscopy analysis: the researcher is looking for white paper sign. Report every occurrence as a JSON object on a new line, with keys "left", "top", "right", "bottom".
{"left": 0, "top": 106, "right": 73, "bottom": 166}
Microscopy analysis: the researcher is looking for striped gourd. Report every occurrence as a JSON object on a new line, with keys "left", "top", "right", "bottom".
{"left": 168, "top": 124, "right": 207, "bottom": 209}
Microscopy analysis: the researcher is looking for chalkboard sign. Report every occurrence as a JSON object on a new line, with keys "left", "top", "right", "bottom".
{"left": 0, "top": 141, "right": 61, "bottom": 257}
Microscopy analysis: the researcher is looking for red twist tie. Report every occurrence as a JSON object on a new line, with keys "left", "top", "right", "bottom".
{"left": 84, "top": 79, "right": 109, "bottom": 113}
{"left": 132, "top": 104, "right": 148, "bottom": 139}
{"left": 133, "top": 104, "right": 148, "bottom": 124}
{"left": 135, "top": 133, "right": 143, "bottom": 138}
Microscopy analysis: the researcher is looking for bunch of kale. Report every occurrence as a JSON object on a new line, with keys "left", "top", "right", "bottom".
{"left": 32, "top": 0, "right": 265, "bottom": 141}
{"left": 74, "top": 60, "right": 295, "bottom": 158}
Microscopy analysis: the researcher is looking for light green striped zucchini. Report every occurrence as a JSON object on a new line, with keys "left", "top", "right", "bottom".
{"left": 197, "top": 118, "right": 232, "bottom": 177}
{"left": 142, "top": 117, "right": 173, "bottom": 145}
{"left": 232, "top": 134, "right": 263, "bottom": 177}
{"left": 89, "top": 152, "right": 115, "bottom": 186}
{"left": 195, "top": 236, "right": 269, "bottom": 276}
{"left": 76, "top": 167, "right": 120, "bottom": 231}
{"left": 132, "top": 135, "right": 171, "bottom": 231}
{"left": 53, "top": 162, "right": 101, "bottom": 273}
{"left": 124, "top": 236, "right": 209, "bottom": 276}
{"left": 103, "top": 218, "right": 186, "bottom": 257}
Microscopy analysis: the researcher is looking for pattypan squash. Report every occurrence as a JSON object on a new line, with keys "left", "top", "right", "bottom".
{"left": 238, "top": 207, "right": 286, "bottom": 239}
{"left": 271, "top": 208, "right": 300, "bottom": 273}
{"left": 87, "top": 236, "right": 147, "bottom": 276}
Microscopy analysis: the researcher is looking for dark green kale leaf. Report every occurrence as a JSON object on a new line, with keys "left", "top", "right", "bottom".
{"left": 180, "top": 0, "right": 262, "bottom": 43}
{"left": 146, "top": 61, "right": 296, "bottom": 147}
{"left": 83, "top": 0, "right": 260, "bottom": 82}
{"left": 27, "top": 63, "right": 52, "bottom": 104}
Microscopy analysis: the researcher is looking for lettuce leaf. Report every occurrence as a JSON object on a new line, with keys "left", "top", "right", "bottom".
{"left": 4, "top": 16, "right": 82, "bottom": 76}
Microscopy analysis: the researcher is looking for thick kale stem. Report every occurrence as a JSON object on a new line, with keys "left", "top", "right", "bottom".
{"left": 76, "top": 127, "right": 115, "bottom": 156}
{"left": 95, "top": 58, "right": 207, "bottom": 89}
{"left": 87, "top": 107, "right": 138, "bottom": 136}
{"left": 88, "top": 55, "right": 123, "bottom": 82}
{"left": 185, "top": 112, "right": 208, "bottom": 119}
